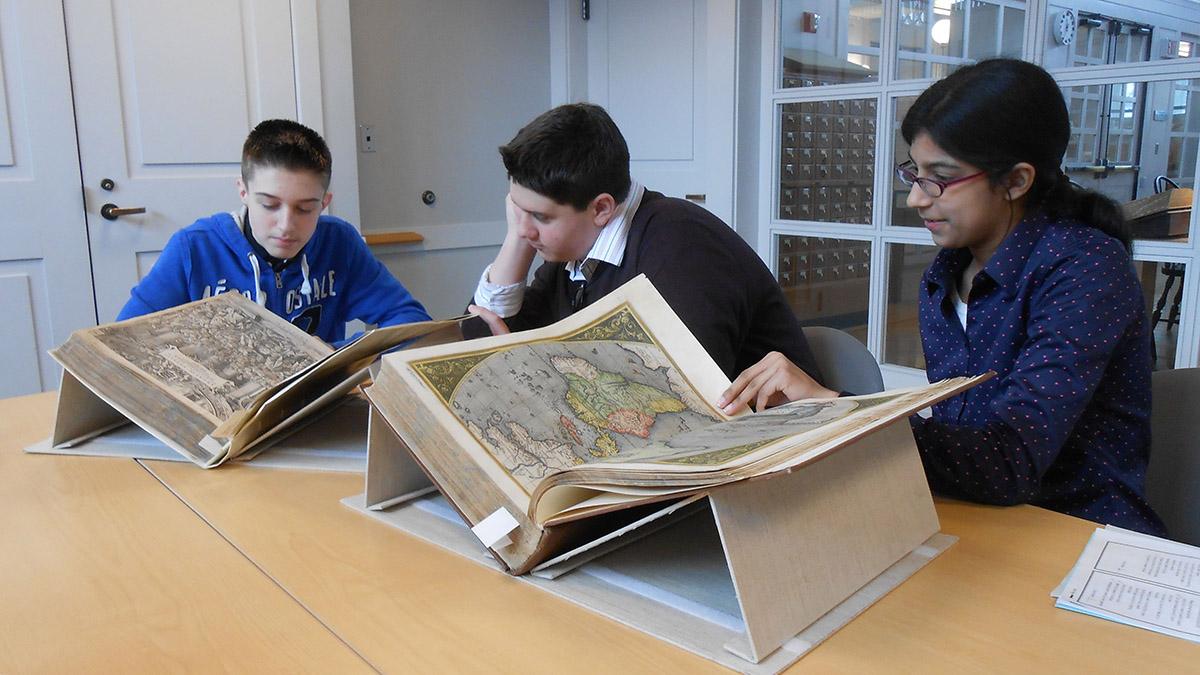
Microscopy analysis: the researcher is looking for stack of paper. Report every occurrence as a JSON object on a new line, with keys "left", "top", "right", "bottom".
{"left": 1053, "top": 525, "right": 1199, "bottom": 643}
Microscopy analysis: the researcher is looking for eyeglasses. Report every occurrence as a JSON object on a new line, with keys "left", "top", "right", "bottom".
{"left": 895, "top": 161, "right": 986, "bottom": 198}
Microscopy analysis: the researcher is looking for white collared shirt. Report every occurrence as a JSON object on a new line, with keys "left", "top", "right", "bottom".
{"left": 952, "top": 283, "right": 968, "bottom": 329}
{"left": 473, "top": 181, "right": 645, "bottom": 317}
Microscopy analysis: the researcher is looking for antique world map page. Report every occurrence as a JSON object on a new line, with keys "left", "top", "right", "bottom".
{"left": 368, "top": 275, "right": 985, "bottom": 570}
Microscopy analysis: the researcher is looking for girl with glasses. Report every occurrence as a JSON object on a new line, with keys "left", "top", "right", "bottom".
{"left": 719, "top": 58, "right": 1164, "bottom": 535}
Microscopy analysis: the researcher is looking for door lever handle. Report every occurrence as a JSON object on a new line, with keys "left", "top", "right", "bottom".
{"left": 100, "top": 203, "right": 147, "bottom": 220}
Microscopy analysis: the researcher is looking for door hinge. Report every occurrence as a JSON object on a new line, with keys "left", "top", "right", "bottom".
{"left": 582, "top": 0, "right": 590, "bottom": 21}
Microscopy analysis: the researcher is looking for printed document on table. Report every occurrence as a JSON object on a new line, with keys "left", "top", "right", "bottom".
{"left": 1056, "top": 524, "right": 1200, "bottom": 643}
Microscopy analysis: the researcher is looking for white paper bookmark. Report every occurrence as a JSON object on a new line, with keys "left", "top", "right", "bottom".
{"left": 199, "top": 435, "right": 224, "bottom": 456}
{"left": 471, "top": 507, "right": 519, "bottom": 549}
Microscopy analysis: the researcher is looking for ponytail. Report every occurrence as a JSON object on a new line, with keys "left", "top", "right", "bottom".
{"left": 1037, "top": 170, "right": 1133, "bottom": 253}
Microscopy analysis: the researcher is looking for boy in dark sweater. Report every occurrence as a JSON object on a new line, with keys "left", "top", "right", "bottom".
{"left": 466, "top": 103, "right": 827, "bottom": 391}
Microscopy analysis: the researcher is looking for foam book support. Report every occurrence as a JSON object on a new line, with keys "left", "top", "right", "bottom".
{"left": 355, "top": 275, "right": 967, "bottom": 667}
{"left": 358, "top": 408, "right": 953, "bottom": 668}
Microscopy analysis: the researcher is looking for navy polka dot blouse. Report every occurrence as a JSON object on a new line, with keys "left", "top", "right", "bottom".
{"left": 910, "top": 214, "right": 1166, "bottom": 536}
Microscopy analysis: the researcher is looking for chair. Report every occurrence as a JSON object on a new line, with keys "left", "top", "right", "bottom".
{"left": 1146, "top": 368, "right": 1200, "bottom": 545}
{"left": 1149, "top": 262, "right": 1186, "bottom": 332}
{"left": 1148, "top": 175, "right": 1186, "bottom": 334}
{"left": 802, "top": 326, "right": 885, "bottom": 396}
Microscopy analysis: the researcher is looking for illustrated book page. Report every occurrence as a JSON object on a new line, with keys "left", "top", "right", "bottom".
{"left": 50, "top": 292, "right": 465, "bottom": 467}
{"left": 213, "top": 314, "right": 465, "bottom": 459}
{"left": 365, "top": 274, "right": 987, "bottom": 573}
{"left": 527, "top": 376, "right": 982, "bottom": 524}
{"left": 51, "top": 293, "right": 330, "bottom": 466}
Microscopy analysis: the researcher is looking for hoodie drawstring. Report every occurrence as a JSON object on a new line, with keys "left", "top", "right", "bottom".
{"left": 300, "top": 253, "right": 312, "bottom": 300}
{"left": 246, "top": 252, "right": 266, "bottom": 306}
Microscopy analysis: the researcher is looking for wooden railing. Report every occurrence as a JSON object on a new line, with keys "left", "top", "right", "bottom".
{"left": 363, "top": 231, "right": 424, "bottom": 246}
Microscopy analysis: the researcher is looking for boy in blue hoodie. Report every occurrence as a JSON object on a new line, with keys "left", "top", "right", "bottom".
{"left": 117, "top": 119, "right": 430, "bottom": 345}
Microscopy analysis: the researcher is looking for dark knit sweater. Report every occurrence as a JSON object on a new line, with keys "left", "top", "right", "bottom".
{"left": 466, "top": 191, "right": 822, "bottom": 383}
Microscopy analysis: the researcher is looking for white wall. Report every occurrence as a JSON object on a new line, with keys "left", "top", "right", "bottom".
{"left": 349, "top": 0, "right": 552, "bottom": 318}
{"left": 735, "top": 0, "right": 763, "bottom": 244}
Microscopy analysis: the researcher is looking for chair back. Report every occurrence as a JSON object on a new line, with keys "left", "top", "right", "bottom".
{"left": 1147, "top": 367, "right": 1200, "bottom": 545}
{"left": 801, "top": 326, "right": 884, "bottom": 396}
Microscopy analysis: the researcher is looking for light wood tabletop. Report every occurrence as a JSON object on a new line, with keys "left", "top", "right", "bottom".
{"left": 7, "top": 391, "right": 1198, "bottom": 672}
{"left": 140, "top": 457, "right": 714, "bottom": 673}
{"left": 1, "top": 392, "right": 371, "bottom": 674}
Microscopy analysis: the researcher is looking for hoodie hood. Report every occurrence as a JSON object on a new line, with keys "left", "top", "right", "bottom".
{"left": 227, "top": 210, "right": 313, "bottom": 308}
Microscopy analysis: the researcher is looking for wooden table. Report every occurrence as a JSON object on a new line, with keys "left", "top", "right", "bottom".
{"left": 5, "top": 392, "right": 1197, "bottom": 672}
{"left": 1, "top": 392, "right": 370, "bottom": 673}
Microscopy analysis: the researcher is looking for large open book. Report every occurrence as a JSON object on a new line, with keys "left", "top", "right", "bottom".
{"left": 47, "top": 292, "right": 462, "bottom": 467}
{"left": 365, "top": 275, "right": 986, "bottom": 574}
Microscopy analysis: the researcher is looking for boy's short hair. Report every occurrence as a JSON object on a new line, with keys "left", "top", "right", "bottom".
{"left": 241, "top": 119, "right": 333, "bottom": 190}
{"left": 499, "top": 103, "right": 631, "bottom": 210}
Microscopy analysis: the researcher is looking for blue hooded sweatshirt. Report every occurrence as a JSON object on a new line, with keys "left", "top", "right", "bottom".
{"left": 117, "top": 210, "right": 430, "bottom": 345}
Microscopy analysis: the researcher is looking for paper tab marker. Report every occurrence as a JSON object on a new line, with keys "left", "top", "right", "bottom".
{"left": 471, "top": 507, "right": 519, "bottom": 549}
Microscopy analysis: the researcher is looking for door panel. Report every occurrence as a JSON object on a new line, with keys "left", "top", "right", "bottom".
{"left": 586, "top": 0, "right": 736, "bottom": 225}
{"left": 0, "top": 1, "right": 94, "bottom": 397}
{"left": 66, "top": 0, "right": 299, "bottom": 323}
{"left": 128, "top": 2, "right": 257, "bottom": 164}
{"left": 0, "top": 52, "right": 12, "bottom": 165}
{"left": 0, "top": 271, "right": 42, "bottom": 396}
{"left": 605, "top": 0, "right": 696, "bottom": 161}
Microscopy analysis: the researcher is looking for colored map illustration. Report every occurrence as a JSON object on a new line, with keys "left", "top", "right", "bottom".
{"left": 633, "top": 397, "right": 860, "bottom": 466}
{"left": 410, "top": 306, "right": 872, "bottom": 492}
{"left": 411, "top": 307, "right": 721, "bottom": 492}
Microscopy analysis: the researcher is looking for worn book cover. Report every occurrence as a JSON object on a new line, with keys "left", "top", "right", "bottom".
{"left": 364, "top": 274, "right": 985, "bottom": 573}
{"left": 49, "top": 292, "right": 462, "bottom": 467}
{"left": 1124, "top": 188, "right": 1193, "bottom": 239}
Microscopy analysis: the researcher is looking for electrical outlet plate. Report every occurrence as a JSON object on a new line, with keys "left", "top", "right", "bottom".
{"left": 358, "top": 124, "right": 376, "bottom": 153}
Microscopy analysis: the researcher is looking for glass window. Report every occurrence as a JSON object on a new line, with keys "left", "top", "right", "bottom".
{"left": 880, "top": 252, "right": 1183, "bottom": 370}
{"left": 895, "top": 0, "right": 1025, "bottom": 81}
{"left": 1135, "top": 260, "right": 1187, "bottom": 370}
{"left": 1064, "top": 77, "right": 1199, "bottom": 243}
{"left": 780, "top": 0, "right": 882, "bottom": 88}
{"left": 1168, "top": 78, "right": 1200, "bottom": 187}
{"left": 891, "top": 78, "right": 1198, "bottom": 242}
{"left": 1044, "top": 2, "right": 1199, "bottom": 71}
{"left": 778, "top": 98, "right": 877, "bottom": 224}
{"left": 1181, "top": 34, "right": 1199, "bottom": 59}
{"left": 890, "top": 95, "right": 923, "bottom": 228}
{"left": 776, "top": 235, "right": 871, "bottom": 343}
{"left": 884, "top": 243, "right": 938, "bottom": 368}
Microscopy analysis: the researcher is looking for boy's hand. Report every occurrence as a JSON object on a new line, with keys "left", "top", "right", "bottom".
{"left": 487, "top": 193, "right": 539, "bottom": 286}
{"left": 503, "top": 193, "right": 536, "bottom": 252}
{"left": 716, "top": 352, "right": 837, "bottom": 415}
{"left": 467, "top": 304, "right": 510, "bottom": 336}
{"left": 504, "top": 193, "right": 523, "bottom": 237}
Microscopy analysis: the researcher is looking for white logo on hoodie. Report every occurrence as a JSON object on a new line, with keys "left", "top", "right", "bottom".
{"left": 287, "top": 270, "right": 337, "bottom": 313}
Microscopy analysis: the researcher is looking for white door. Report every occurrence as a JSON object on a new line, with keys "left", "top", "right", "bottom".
{"left": 0, "top": 1, "right": 94, "bottom": 397}
{"left": 585, "top": 0, "right": 736, "bottom": 225}
{"left": 65, "top": 0, "right": 301, "bottom": 324}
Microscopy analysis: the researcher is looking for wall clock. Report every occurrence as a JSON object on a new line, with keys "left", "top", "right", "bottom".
{"left": 1053, "top": 9, "right": 1077, "bottom": 46}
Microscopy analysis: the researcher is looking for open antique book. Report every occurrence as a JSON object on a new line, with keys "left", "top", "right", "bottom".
{"left": 47, "top": 292, "right": 462, "bottom": 467}
{"left": 365, "top": 274, "right": 987, "bottom": 574}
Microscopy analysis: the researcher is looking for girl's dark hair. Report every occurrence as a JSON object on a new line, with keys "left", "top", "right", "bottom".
{"left": 901, "top": 58, "right": 1131, "bottom": 251}
{"left": 499, "top": 103, "right": 631, "bottom": 210}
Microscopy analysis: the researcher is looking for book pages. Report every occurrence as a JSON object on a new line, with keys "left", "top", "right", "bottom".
{"left": 366, "top": 274, "right": 989, "bottom": 572}
{"left": 51, "top": 293, "right": 330, "bottom": 465}
{"left": 49, "top": 292, "right": 464, "bottom": 467}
